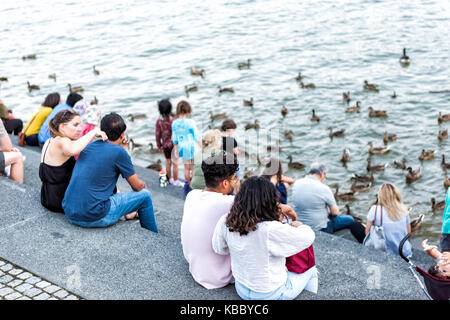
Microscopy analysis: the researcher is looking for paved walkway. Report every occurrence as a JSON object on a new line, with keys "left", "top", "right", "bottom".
{"left": 0, "top": 257, "right": 81, "bottom": 300}
{"left": 0, "top": 135, "right": 432, "bottom": 300}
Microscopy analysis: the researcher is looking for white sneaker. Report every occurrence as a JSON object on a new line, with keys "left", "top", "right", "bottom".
{"left": 172, "top": 179, "right": 183, "bottom": 187}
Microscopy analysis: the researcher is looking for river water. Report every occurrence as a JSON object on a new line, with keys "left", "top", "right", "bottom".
{"left": 1, "top": 0, "right": 449, "bottom": 241}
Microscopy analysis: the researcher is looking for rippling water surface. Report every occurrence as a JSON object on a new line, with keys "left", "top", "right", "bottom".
{"left": 1, "top": 0, "right": 449, "bottom": 240}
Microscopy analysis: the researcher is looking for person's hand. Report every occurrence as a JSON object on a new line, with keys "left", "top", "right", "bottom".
{"left": 121, "top": 136, "right": 129, "bottom": 149}
{"left": 291, "top": 221, "right": 303, "bottom": 228}
{"left": 9, "top": 147, "right": 20, "bottom": 153}
{"left": 279, "top": 203, "right": 298, "bottom": 221}
{"left": 421, "top": 239, "right": 437, "bottom": 252}
{"left": 94, "top": 129, "right": 108, "bottom": 141}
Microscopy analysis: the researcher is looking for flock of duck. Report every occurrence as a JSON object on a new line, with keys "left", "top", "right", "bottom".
{"left": 0, "top": 54, "right": 101, "bottom": 106}
{"left": 183, "top": 48, "right": 450, "bottom": 215}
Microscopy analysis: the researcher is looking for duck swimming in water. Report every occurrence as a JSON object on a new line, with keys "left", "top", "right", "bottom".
{"left": 328, "top": 127, "right": 345, "bottom": 138}
{"left": 27, "top": 81, "right": 40, "bottom": 92}
{"left": 343, "top": 92, "right": 351, "bottom": 104}
{"left": 238, "top": 59, "right": 251, "bottom": 70}
{"left": 368, "top": 142, "right": 390, "bottom": 155}
{"left": 300, "top": 82, "right": 315, "bottom": 89}
{"left": 364, "top": 80, "right": 379, "bottom": 92}
{"left": 243, "top": 98, "right": 254, "bottom": 107}
{"left": 383, "top": 132, "right": 397, "bottom": 144}
{"left": 399, "top": 48, "right": 410, "bottom": 66}
{"left": 346, "top": 101, "right": 360, "bottom": 113}
{"left": 418, "top": 149, "right": 435, "bottom": 161}
{"left": 190, "top": 67, "right": 204, "bottom": 77}
{"left": 438, "top": 112, "right": 450, "bottom": 124}
{"left": 438, "top": 129, "right": 448, "bottom": 141}
{"left": 287, "top": 155, "right": 305, "bottom": 170}
{"left": 431, "top": 198, "right": 445, "bottom": 211}
{"left": 406, "top": 167, "right": 421, "bottom": 183}
{"left": 368, "top": 107, "right": 387, "bottom": 118}
{"left": 311, "top": 109, "right": 320, "bottom": 122}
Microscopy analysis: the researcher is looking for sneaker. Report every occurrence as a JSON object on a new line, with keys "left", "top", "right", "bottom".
{"left": 169, "top": 178, "right": 175, "bottom": 185}
{"left": 172, "top": 179, "right": 183, "bottom": 187}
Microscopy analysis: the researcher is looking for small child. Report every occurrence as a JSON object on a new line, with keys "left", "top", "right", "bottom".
{"left": 171, "top": 100, "right": 201, "bottom": 195}
{"left": 155, "top": 99, "right": 179, "bottom": 186}
{"left": 73, "top": 99, "right": 101, "bottom": 137}
{"left": 73, "top": 99, "right": 101, "bottom": 160}
{"left": 220, "top": 119, "right": 239, "bottom": 156}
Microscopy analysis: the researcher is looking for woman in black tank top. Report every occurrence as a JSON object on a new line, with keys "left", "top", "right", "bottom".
{"left": 39, "top": 109, "right": 107, "bottom": 213}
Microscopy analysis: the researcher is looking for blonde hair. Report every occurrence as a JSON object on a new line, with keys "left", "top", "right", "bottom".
{"left": 377, "top": 184, "right": 407, "bottom": 221}
{"left": 202, "top": 129, "right": 222, "bottom": 152}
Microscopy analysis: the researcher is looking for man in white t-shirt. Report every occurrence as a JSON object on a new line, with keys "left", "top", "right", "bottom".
{"left": 0, "top": 120, "right": 24, "bottom": 184}
{"left": 180, "top": 150, "right": 239, "bottom": 289}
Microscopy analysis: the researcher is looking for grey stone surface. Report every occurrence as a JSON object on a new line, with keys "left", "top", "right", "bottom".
{"left": 7, "top": 279, "right": 24, "bottom": 288}
{"left": 54, "top": 289, "right": 69, "bottom": 299}
{"left": 0, "top": 275, "right": 14, "bottom": 284}
{"left": 43, "top": 285, "right": 60, "bottom": 294}
{"left": 0, "top": 287, "right": 14, "bottom": 297}
{"left": 5, "top": 292, "right": 22, "bottom": 300}
{"left": 17, "top": 272, "right": 32, "bottom": 280}
{"left": 25, "top": 276, "right": 41, "bottom": 284}
{"left": 0, "top": 138, "right": 433, "bottom": 300}
{"left": 8, "top": 268, "right": 23, "bottom": 276}
{"left": 34, "top": 292, "right": 51, "bottom": 300}
{"left": 15, "top": 283, "right": 33, "bottom": 293}
{"left": 24, "top": 287, "right": 42, "bottom": 298}
{"left": 36, "top": 281, "right": 51, "bottom": 289}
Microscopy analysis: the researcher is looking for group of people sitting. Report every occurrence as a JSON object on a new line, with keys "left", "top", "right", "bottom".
{"left": 0, "top": 92, "right": 448, "bottom": 300}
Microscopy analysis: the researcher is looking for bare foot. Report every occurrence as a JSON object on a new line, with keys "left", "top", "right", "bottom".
{"left": 125, "top": 211, "right": 139, "bottom": 220}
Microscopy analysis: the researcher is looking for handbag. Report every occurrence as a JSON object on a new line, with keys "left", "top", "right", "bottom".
{"left": 286, "top": 245, "right": 316, "bottom": 274}
{"left": 363, "top": 205, "right": 387, "bottom": 251}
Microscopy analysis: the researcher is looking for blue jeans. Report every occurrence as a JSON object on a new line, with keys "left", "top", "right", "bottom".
{"left": 321, "top": 215, "right": 354, "bottom": 234}
{"left": 235, "top": 267, "right": 318, "bottom": 300}
{"left": 68, "top": 190, "right": 158, "bottom": 232}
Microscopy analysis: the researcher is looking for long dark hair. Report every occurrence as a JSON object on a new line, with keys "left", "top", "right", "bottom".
{"left": 42, "top": 92, "right": 61, "bottom": 108}
{"left": 226, "top": 176, "right": 281, "bottom": 236}
{"left": 48, "top": 109, "right": 79, "bottom": 138}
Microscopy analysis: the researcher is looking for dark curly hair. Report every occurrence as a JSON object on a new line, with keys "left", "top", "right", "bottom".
{"left": 201, "top": 150, "right": 239, "bottom": 188}
{"left": 226, "top": 176, "right": 281, "bottom": 236}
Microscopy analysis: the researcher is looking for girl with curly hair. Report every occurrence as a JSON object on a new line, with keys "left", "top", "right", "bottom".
{"left": 212, "top": 176, "right": 318, "bottom": 300}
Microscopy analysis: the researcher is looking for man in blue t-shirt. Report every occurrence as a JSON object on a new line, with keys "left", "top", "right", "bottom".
{"left": 62, "top": 112, "right": 158, "bottom": 232}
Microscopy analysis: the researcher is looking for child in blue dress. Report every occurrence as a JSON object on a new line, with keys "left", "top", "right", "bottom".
{"left": 171, "top": 100, "right": 201, "bottom": 195}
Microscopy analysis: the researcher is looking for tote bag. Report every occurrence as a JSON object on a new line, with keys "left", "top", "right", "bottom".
{"left": 363, "top": 205, "right": 387, "bottom": 251}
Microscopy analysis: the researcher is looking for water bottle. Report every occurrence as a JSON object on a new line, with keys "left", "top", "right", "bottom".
{"left": 159, "top": 170, "right": 168, "bottom": 188}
